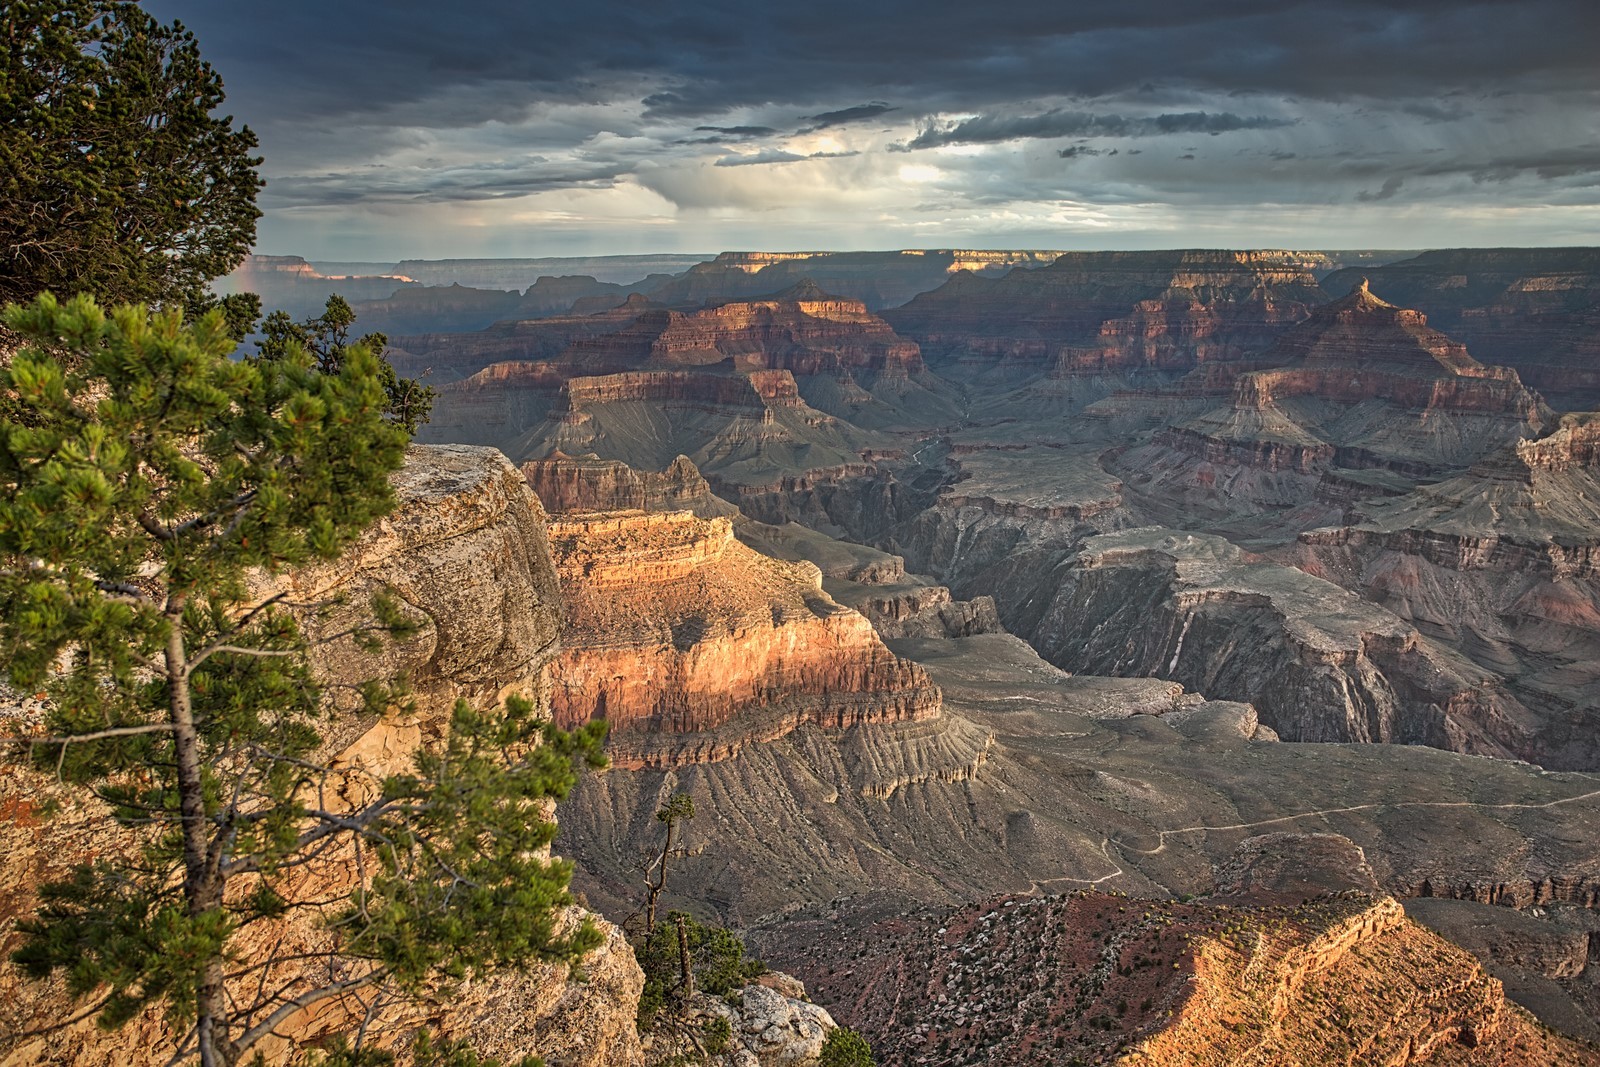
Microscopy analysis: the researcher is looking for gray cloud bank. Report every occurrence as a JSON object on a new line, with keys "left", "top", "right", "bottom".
{"left": 145, "top": 0, "right": 1600, "bottom": 256}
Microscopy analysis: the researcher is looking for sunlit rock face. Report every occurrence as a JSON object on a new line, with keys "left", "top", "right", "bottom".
{"left": 522, "top": 452, "right": 737, "bottom": 519}
{"left": 541, "top": 505, "right": 942, "bottom": 769}
{"left": 771, "top": 834, "right": 1599, "bottom": 1067}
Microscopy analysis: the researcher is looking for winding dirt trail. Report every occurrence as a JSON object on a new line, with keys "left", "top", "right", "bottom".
{"left": 1113, "top": 780, "right": 1600, "bottom": 858}
{"left": 1021, "top": 778, "right": 1600, "bottom": 896}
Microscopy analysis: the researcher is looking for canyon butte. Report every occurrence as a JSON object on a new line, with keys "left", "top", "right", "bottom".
{"left": 10, "top": 246, "right": 1600, "bottom": 1065}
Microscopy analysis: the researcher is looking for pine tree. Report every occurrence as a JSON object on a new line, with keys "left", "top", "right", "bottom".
{"left": 0, "top": 3, "right": 262, "bottom": 314}
{"left": 0, "top": 294, "right": 606, "bottom": 1066}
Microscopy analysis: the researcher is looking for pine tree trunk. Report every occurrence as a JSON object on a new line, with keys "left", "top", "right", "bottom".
{"left": 165, "top": 595, "right": 230, "bottom": 1066}
{"left": 675, "top": 913, "right": 694, "bottom": 998}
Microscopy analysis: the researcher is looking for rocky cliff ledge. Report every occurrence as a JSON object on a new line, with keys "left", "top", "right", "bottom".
{"left": 544, "top": 507, "right": 942, "bottom": 768}
{"left": 523, "top": 452, "right": 737, "bottom": 518}
{"left": 0, "top": 446, "right": 646, "bottom": 1067}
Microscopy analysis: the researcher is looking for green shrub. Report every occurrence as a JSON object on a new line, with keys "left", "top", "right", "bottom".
{"left": 702, "top": 1016, "right": 732, "bottom": 1056}
{"left": 818, "top": 1026, "right": 875, "bottom": 1067}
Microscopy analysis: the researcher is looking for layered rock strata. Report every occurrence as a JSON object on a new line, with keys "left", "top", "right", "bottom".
{"left": 417, "top": 286, "right": 948, "bottom": 465}
{"left": 523, "top": 452, "right": 737, "bottom": 518}
{"left": 1106, "top": 282, "right": 1552, "bottom": 522}
{"left": 1323, "top": 248, "right": 1600, "bottom": 407}
{"left": 1025, "top": 527, "right": 1543, "bottom": 757}
{"left": 1290, "top": 413, "right": 1600, "bottom": 768}
{"left": 543, "top": 508, "right": 942, "bottom": 768}
{"left": 516, "top": 369, "right": 882, "bottom": 484}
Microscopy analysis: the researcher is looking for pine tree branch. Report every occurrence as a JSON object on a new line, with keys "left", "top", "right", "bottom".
{"left": 229, "top": 971, "right": 388, "bottom": 1057}
{"left": 136, "top": 509, "right": 174, "bottom": 542}
{"left": 222, "top": 591, "right": 287, "bottom": 637}
{"left": 183, "top": 644, "right": 299, "bottom": 673}
{"left": 8, "top": 722, "right": 175, "bottom": 746}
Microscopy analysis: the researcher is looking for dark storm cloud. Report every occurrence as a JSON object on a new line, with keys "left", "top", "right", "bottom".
{"left": 149, "top": 0, "right": 1600, "bottom": 132}
{"left": 797, "top": 103, "right": 899, "bottom": 133}
{"left": 1356, "top": 177, "right": 1405, "bottom": 202}
{"left": 695, "top": 126, "right": 778, "bottom": 137}
{"left": 260, "top": 158, "right": 628, "bottom": 207}
{"left": 714, "top": 149, "right": 860, "bottom": 167}
{"left": 899, "top": 110, "right": 1295, "bottom": 150}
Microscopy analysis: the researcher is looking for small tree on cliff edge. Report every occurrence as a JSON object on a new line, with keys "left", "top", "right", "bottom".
{"left": 258, "top": 296, "right": 435, "bottom": 436}
{"left": 0, "top": 295, "right": 606, "bottom": 1066}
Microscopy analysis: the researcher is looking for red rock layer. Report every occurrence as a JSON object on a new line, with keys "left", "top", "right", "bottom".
{"left": 544, "top": 509, "right": 941, "bottom": 768}
{"left": 642, "top": 284, "right": 925, "bottom": 376}
{"left": 562, "top": 369, "right": 774, "bottom": 411}
{"left": 1134, "top": 283, "right": 1551, "bottom": 487}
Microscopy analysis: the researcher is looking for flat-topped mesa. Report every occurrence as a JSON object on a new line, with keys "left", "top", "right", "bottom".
{"left": 645, "top": 249, "right": 1066, "bottom": 309}
{"left": 544, "top": 508, "right": 942, "bottom": 768}
{"left": 562, "top": 369, "right": 779, "bottom": 412}
{"left": 522, "top": 452, "right": 735, "bottom": 518}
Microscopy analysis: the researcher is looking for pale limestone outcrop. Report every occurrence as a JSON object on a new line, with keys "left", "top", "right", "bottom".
{"left": 644, "top": 978, "right": 837, "bottom": 1067}
{"left": 259, "top": 444, "right": 562, "bottom": 758}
